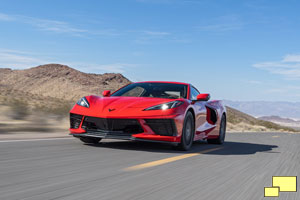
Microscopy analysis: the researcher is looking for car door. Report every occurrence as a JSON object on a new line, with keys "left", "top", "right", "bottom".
{"left": 190, "top": 86, "right": 207, "bottom": 140}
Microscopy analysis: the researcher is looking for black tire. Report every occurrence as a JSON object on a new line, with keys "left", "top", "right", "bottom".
{"left": 79, "top": 137, "right": 101, "bottom": 144}
{"left": 207, "top": 115, "right": 226, "bottom": 144}
{"left": 177, "top": 112, "right": 195, "bottom": 151}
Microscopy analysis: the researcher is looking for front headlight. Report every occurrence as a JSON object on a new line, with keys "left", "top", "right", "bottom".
{"left": 144, "top": 101, "right": 183, "bottom": 111}
{"left": 76, "top": 97, "right": 89, "bottom": 108}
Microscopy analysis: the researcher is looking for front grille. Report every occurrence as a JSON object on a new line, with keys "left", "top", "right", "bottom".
{"left": 144, "top": 119, "right": 177, "bottom": 136}
{"left": 82, "top": 116, "right": 144, "bottom": 136}
{"left": 70, "top": 113, "right": 83, "bottom": 129}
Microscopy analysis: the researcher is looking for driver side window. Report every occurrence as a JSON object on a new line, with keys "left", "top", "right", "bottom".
{"left": 190, "top": 86, "right": 200, "bottom": 100}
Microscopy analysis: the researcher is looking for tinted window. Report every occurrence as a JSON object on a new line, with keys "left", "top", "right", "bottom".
{"left": 111, "top": 83, "right": 188, "bottom": 99}
{"left": 121, "top": 86, "right": 145, "bottom": 97}
{"left": 190, "top": 86, "right": 200, "bottom": 100}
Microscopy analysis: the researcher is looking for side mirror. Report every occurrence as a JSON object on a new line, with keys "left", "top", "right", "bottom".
{"left": 196, "top": 93, "right": 210, "bottom": 101}
{"left": 102, "top": 90, "right": 111, "bottom": 97}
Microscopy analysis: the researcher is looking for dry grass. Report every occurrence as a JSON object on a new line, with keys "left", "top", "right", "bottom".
{"left": 0, "top": 104, "right": 69, "bottom": 134}
{"left": 226, "top": 106, "right": 298, "bottom": 133}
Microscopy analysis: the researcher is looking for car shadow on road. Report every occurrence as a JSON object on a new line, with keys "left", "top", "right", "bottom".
{"left": 86, "top": 140, "right": 278, "bottom": 155}
{"left": 201, "top": 141, "right": 278, "bottom": 155}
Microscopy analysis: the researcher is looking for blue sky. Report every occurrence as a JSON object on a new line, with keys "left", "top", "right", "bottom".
{"left": 0, "top": 0, "right": 300, "bottom": 101}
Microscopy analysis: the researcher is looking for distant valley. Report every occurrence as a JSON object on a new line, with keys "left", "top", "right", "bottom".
{"left": 224, "top": 100, "right": 300, "bottom": 119}
{"left": 258, "top": 116, "right": 300, "bottom": 130}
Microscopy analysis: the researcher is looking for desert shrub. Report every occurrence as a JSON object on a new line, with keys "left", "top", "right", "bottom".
{"left": 9, "top": 100, "right": 30, "bottom": 120}
{"left": 257, "top": 120, "right": 296, "bottom": 132}
{"left": 50, "top": 103, "right": 73, "bottom": 120}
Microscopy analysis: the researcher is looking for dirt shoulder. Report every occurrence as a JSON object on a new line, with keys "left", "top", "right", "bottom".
{"left": 0, "top": 132, "right": 71, "bottom": 140}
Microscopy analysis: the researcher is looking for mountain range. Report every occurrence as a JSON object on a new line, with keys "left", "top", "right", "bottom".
{"left": 224, "top": 100, "right": 300, "bottom": 119}
{"left": 0, "top": 64, "right": 130, "bottom": 111}
{"left": 258, "top": 116, "right": 300, "bottom": 130}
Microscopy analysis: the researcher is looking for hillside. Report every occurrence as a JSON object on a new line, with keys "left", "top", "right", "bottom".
{"left": 258, "top": 115, "right": 299, "bottom": 123}
{"left": 0, "top": 64, "right": 130, "bottom": 113}
{"left": 226, "top": 107, "right": 297, "bottom": 132}
{"left": 0, "top": 64, "right": 130, "bottom": 103}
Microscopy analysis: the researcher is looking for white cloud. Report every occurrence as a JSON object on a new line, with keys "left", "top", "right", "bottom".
{"left": 0, "top": 13, "right": 14, "bottom": 21}
{"left": 0, "top": 12, "right": 175, "bottom": 40}
{"left": 0, "top": 12, "right": 119, "bottom": 37}
{"left": 89, "top": 29, "right": 120, "bottom": 36}
{"left": 133, "top": 30, "right": 172, "bottom": 44}
{"left": 73, "top": 63, "right": 136, "bottom": 73}
{"left": 0, "top": 12, "right": 87, "bottom": 36}
{"left": 198, "top": 23, "right": 242, "bottom": 31}
{"left": 0, "top": 49, "right": 135, "bottom": 74}
{"left": 196, "top": 15, "right": 243, "bottom": 32}
{"left": 282, "top": 54, "right": 300, "bottom": 62}
{"left": 0, "top": 49, "right": 47, "bottom": 68}
{"left": 246, "top": 80, "right": 262, "bottom": 84}
{"left": 143, "top": 31, "right": 170, "bottom": 36}
{"left": 253, "top": 54, "right": 300, "bottom": 79}
{"left": 28, "top": 18, "right": 88, "bottom": 35}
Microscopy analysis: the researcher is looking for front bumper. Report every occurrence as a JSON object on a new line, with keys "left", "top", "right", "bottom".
{"left": 71, "top": 132, "right": 179, "bottom": 144}
{"left": 69, "top": 113, "right": 183, "bottom": 143}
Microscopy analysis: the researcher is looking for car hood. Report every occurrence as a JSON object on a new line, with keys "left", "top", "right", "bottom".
{"left": 74, "top": 96, "right": 180, "bottom": 118}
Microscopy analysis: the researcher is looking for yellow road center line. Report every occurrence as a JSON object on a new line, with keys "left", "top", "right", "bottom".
{"left": 124, "top": 147, "right": 223, "bottom": 171}
{"left": 272, "top": 136, "right": 280, "bottom": 138}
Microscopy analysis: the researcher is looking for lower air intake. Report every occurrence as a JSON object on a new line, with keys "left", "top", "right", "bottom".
{"left": 70, "top": 113, "right": 83, "bottom": 129}
{"left": 144, "top": 119, "right": 177, "bottom": 136}
{"left": 82, "top": 117, "right": 144, "bottom": 134}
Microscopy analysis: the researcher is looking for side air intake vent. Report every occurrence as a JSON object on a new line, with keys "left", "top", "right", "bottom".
{"left": 206, "top": 106, "right": 217, "bottom": 125}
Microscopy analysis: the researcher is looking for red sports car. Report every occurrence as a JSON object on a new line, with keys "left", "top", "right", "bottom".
{"left": 69, "top": 81, "right": 226, "bottom": 150}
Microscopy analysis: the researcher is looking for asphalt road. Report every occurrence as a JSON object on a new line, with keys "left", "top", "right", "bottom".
{"left": 0, "top": 132, "right": 299, "bottom": 200}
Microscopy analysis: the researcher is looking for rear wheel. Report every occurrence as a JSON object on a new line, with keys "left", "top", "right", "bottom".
{"left": 79, "top": 137, "right": 101, "bottom": 144}
{"left": 207, "top": 115, "right": 226, "bottom": 144}
{"left": 177, "top": 112, "right": 195, "bottom": 151}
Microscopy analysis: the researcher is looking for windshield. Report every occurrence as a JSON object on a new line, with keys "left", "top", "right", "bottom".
{"left": 111, "top": 82, "right": 188, "bottom": 99}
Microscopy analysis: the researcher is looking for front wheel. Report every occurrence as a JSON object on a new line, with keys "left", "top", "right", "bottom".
{"left": 207, "top": 115, "right": 226, "bottom": 144}
{"left": 79, "top": 137, "right": 101, "bottom": 144}
{"left": 177, "top": 112, "right": 195, "bottom": 151}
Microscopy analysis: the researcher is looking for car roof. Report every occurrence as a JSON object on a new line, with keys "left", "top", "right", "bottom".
{"left": 134, "top": 81, "right": 190, "bottom": 85}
